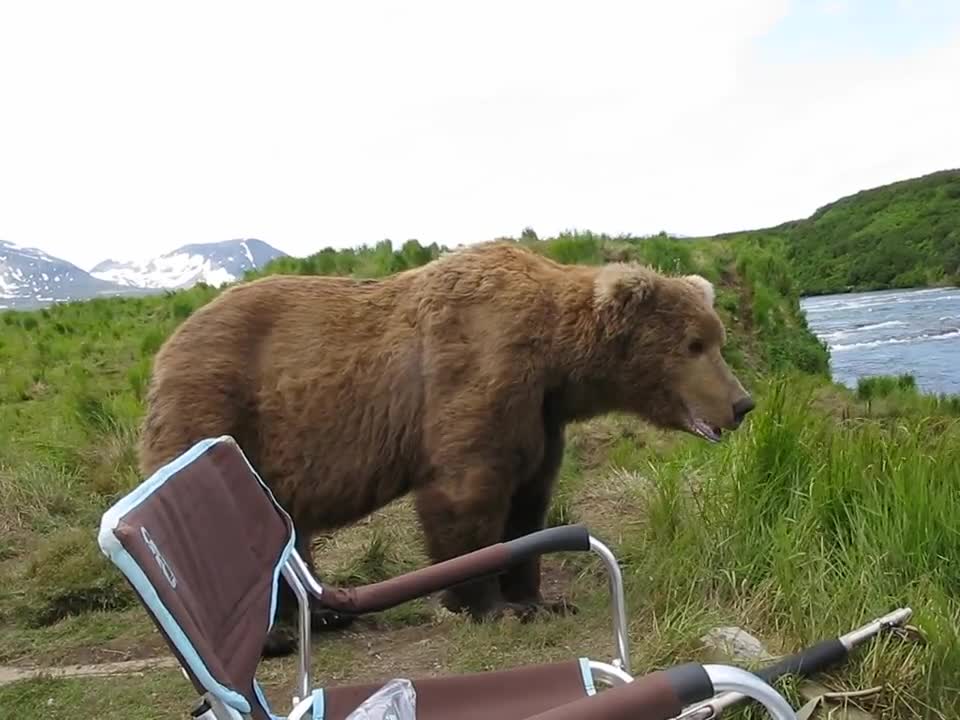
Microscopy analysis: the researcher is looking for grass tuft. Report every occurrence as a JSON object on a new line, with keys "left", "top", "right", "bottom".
{"left": 15, "top": 528, "right": 134, "bottom": 628}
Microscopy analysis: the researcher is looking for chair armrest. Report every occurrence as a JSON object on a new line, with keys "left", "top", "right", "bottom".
{"left": 521, "top": 663, "right": 709, "bottom": 720}
{"left": 287, "top": 690, "right": 319, "bottom": 720}
{"left": 522, "top": 663, "right": 797, "bottom": 720}
{"left": 314, "top": 524, "right": 591, "bottom": 614}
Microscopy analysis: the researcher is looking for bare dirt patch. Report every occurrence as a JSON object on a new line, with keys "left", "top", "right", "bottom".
{"left": 0, "top": 656, "right": 181, "bottom": 688}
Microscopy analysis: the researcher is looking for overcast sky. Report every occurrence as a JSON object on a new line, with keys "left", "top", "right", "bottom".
{"left": 2, "top": 0, "right": 959, "bottom": 271}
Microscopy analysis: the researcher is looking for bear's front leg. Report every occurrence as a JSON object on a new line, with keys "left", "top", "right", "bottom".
{"left": 498, "top": 421, "right": 576, "bottom": 617}
{"left": 413, "top": 471, "right": 523, "bottom": 620}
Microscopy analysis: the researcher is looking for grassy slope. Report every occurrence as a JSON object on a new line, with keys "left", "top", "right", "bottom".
{"left": 710, "top": 169, "right": 960, "bottom": 296}
{"left": 1, "top": 232, "right": 958, "bottom": 718}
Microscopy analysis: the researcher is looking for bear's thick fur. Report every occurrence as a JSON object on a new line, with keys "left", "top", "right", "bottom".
{"left": 138, "top": 241, "right": 754, "bottom": 656}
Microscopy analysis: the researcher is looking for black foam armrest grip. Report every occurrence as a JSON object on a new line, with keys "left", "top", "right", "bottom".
{"left": 663, "top": 662, "right": 715, "bottom": 706}
{"left": 504, "top": 524, "right": 591, "bottom": 561}
{"left": 755, "top": 638, "right": 848, "bottom": 683}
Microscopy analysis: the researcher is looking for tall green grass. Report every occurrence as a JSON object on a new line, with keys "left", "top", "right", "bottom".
{"left": 856, "top": 373, "right": 960, "bottom": 417}
{"left": 858, "top": 373, "right": 918, "bottom": 400}
{"left": 608, "top": 375, "right": 960, "bottom": 716}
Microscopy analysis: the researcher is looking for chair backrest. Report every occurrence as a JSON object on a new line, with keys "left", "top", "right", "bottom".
{"left": 98, "top": 435, "right": 295, "bottom": 720}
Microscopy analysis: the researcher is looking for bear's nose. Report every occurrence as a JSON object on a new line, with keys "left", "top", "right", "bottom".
{"left": 732, "top": 396, "right": 755, "bottom": 425}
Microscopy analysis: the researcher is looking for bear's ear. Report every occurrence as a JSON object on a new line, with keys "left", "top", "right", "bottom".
{"left": 682, "top": 274, "right": 715, "bottom": 307}
{"left": 593, "top": 263, "right": 657, "bottom": 311}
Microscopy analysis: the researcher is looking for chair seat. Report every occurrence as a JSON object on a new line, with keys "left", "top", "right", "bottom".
{"left": 314, "top": 658, "right": 597, "bottom": 720}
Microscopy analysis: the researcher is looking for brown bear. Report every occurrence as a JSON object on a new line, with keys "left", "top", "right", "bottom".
{"left": 137, "top": 240, "right": 754, "bottom": 656}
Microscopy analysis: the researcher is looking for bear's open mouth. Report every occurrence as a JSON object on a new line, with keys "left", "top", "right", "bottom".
{"left": 688, "top": 417, "right": 722, "bottom": 443}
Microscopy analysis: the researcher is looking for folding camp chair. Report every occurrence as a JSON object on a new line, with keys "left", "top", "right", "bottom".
{"left": 97, "top": 435, "right": 798, "bottom": 720}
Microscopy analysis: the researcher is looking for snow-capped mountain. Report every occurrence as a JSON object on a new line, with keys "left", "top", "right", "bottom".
{"left": 90, "top": 239, "right": 286, "bottom": 290}
{"left": 1, "top": 238, "right": 288, "bottom": 310}
{"left": 0, "top": 239, "right": 145, "bottom": 310}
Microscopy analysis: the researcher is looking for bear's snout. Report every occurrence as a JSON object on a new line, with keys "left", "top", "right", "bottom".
{"left": 732, "top": 396, "right": 755, "bottom": 427}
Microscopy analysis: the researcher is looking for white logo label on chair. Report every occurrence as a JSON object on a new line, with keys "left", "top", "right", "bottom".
{"left": 141, "top": 526, "right": 178, "bottom": 589}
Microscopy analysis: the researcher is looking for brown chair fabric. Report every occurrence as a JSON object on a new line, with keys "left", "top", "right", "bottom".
{"left": 522, "top": 670, "right": 684, "bottom": 720}
{"left": 100, "top": 436, "right": 294, "bottom": 720}
{"left": 321, "top": 660, "right": 592, "bottom": 720}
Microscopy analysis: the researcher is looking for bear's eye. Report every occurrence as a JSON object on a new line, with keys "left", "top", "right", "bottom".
{"left": 688, "top": 339, "right": 705, "bottom": 355}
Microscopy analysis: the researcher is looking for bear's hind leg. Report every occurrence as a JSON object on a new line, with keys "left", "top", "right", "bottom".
{"left": 262, "top": 526, "right": 355, "bottom": 658}
{"left": 296, "top": 534, "right": 357, "bottom": 633}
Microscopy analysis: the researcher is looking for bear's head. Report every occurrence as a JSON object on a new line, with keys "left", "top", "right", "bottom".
{"left": 591, "top": 263, "right": 754, "bottom": 443}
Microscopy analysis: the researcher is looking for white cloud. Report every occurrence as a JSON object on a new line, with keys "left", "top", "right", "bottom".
{"left": 817, "top": 0, "right": 851, "bottom": 16}
{"left": 0, "top": 0, "right": 957, "bottom": 270}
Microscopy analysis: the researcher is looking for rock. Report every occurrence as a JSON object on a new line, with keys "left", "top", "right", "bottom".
{"left": 699, "top": 625, "right": 775, "bottom": 665}
{"left": 698, "top": 626, "right": 880, "bottom": 719}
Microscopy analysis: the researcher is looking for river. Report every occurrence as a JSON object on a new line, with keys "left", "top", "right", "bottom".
{"left": 799, "top": 286, "right": 960, "bottom": 396}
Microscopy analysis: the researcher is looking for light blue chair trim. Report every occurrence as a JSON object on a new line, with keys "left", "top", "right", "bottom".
{"left": 254, "top": 680, "right": 287, "bottom": 720}
{"left": 311, "top": 688, "right": 325, "bottom": 720}
{"left": 97, "top": 435, "right": 297, "bottom": 717}
{"left": 578, "top": 657, "right": 597, "bottom": 696}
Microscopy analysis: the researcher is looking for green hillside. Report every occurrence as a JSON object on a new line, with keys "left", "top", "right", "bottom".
{"left": 748, "top": 169, "right": 960, "bottom": 295}
{"left": 1, "top": 231, "right": 959, "bottom": 718}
